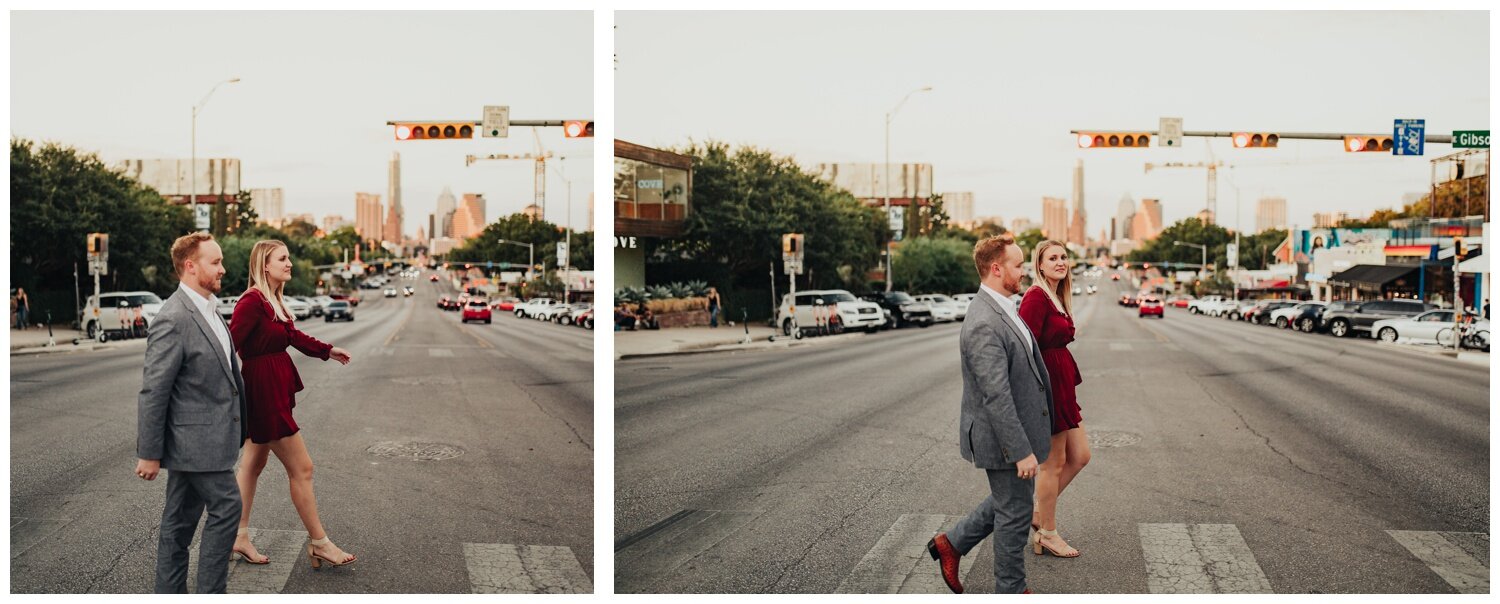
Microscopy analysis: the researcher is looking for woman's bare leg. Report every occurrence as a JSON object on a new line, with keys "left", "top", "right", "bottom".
{"left": 233, "top": 440, "right": 271, "bottom": 562}
{"left": 267, "top": 433, "right": 353, "bottom": 563}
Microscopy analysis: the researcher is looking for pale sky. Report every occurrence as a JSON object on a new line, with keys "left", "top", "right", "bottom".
{"left": 618, "top": 11, "right": 1490, "bottom": 234}
{"left": 11, "top": 11, "right": 594, "bottom": 234}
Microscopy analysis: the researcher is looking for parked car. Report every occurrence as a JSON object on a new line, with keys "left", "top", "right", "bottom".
{"left": 558, "top": 303, "right": 592, "bottom": 325}
{"left": 1188, "top": 295, "right": 1235, "bottom": 317}
{"left": 538, "top": 303, "right": 574, "bottom": 322}
{"left": 860, "top": 291, "right": 934, "bottom": 329}
{"left": 914, "top": 294, "right": 960, "bottom": 322}
{"left": 778, "top": 289, "right": 885, "bottom": 334}
{"left": 1371, "top": 309, "right": 1463, "bottom": 345}
{"left": 1292, "top": 301, "right": 1341, "bottom": 332}
{"left": 1138, "top": 296, "right": 1165, "bottom": 319}
{"left": 1321, "top": 298, "right": 1432, "bottom": 338}
{"left": 461, "top": 299, "right": 492, "bottom": 324}
{"left": 80, "top": 291, "right": 163, "bottom": 340}
{"left": 515, "top": 298, "right": 559, "bottom": 319}
{"left": 1225, "top": 300, "right": 1258, "bottom": 321}
{"left": 1244, "top": 300, "right": 1298, "bottom": 325}
{"left": 490, "top": 297, "right": 520, "bottom": 312}
{"left": 283, "top": 296, "right": 312, "bottom": 320}
{"left": 324, "top": 300, "right": 354, "bottom": 322}
{"left": 1164, "top": 295, "right": 1193, "bottom": 309}
{"left": 575, "top": 308, "right": 594, "bottom": 330}
{"left": 1270, "top": 301, "right": 1325, "bottom": 329}
{"left": 216, "top": 295, "right": 240, "bottom": 320}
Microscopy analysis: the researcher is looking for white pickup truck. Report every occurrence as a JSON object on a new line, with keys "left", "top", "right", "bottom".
{"left": 1187, "top": 295, "right": 1235, "bottom": 317}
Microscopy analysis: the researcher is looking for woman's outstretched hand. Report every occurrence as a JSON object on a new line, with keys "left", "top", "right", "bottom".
{"left": 329, "top": 347, "right": 352, "bottom": 365}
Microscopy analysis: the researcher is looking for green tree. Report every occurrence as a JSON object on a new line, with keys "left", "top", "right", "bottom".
{"left": 10, "top": 138, "right": 194, "bottom": 321}
{"left": 1016, "top": 228, "right": 1048, "bottom": 257}
{"left": 1127, "top": 219, "right": 1234, "bottom": 269}
{"left": 891, "top": 236, "right": 975, "bottom": 294}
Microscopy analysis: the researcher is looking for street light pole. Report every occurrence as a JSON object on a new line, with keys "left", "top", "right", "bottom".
{"left": 496, "top": 238, "right": 536, "bottom": 292}
{"left": 1174, "top": 241, "right": 1208, "bottom": 293}
{"left": 884, "top": 86, "right": 932, "bottom": 292}
{"left": 191, "top": 78, "right": 240, "bottom": 231}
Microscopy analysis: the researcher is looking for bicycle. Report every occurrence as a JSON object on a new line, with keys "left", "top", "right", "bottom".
{"left": 1437, "top": 316, "right": 1489, "bottom": 352}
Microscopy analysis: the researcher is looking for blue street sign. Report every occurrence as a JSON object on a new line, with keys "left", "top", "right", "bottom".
{"left": 1394, "top": 119, "right": 1425, "bottom": 156}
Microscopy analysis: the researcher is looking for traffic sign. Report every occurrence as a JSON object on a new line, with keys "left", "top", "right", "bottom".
{"left": 1454, "top": 130, "right": 1490, "bottom": 149}
{"left": 889, "top": 207, "right": 905, "bottom": 241}
{"left": 483, "top": 105, "right": 509, "bottom": 138}
{"left": 784, "top": 259, "right": 803, "bottom": 275}
{"left": 1159, "top": 117, "right": 1183, "bottom": 148}
{"left": 1393, "top": 119, "right": 1425, "bottom": 156}
{"left": 557, "top": 241, "right": 568, "bottom": 265}
{"left": 195, "top": 204, "right": 211, "bottom": 230}
{"left": 1226, "top": 243, "right": 1238, "bottom": 268}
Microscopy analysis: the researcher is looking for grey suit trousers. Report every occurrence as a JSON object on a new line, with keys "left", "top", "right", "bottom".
{"left": 946, "top": 469, "right": 1034, "bottom": 594}
{"left": 155, "top": 469, "right": 241, "bottom": 594}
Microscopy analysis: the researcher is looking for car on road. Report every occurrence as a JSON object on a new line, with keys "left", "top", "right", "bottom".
{"left": 1071, "top": 286, "right": 1082, "bottom": 296}
{"left": 1164, "top": 295, "right": 1193, "bottom": 309}
{"left": 537, "top": 302, "right": 574, "bottom": 322}
{"left": 429, "top": 274, "right": 439, "bottom": 282}
{"left": 778, "top": 289, "right": 885, "bottom": 334}
{"left": 860, "top": 291, "right": 934, "bottom": 329}
{"left": 1321, "top": 298, "right": 1432, "bottom": 338}
{"left": 461, "top": 299, "right": 492, "bottom": 324}
{"left": 1111, "top": 273, "right": 1121, "bottom": 281}
{"left": 283, "top": 296, "right": 312, "bottom": 320}
{"left": 216, "top": 295, "right": 240, "bottom": 320}
{"left": 1187, "top": 295, "right": 1231, "bottom": 316}
{"left": 1224, "top": 299, "right": 1258, "bottom": 321}
{"left": 290, "top": 295, "right": 322, "bottom": 317}
{"left": 1370, "top": 309, "right": 1464, "bottom": 345}
{"left": 913, "top": 294, "right": 960, "bottom": 322}
{"left": 491, "top": 297, "right": 520, "bottom": 312}
{"left": 324, "top": 300, "right": 354, "bottom": 322}
{"left": 403, "top": 286, "right": 414, "bottom": 297}
{"left": 515, "top": 298, "right": 559, "bottom": 319}
{"left": 558, "top": 303, "right": 592, "bottom": 325}
{"left": 384, "top": 287, "right": 398, "bottom": 298}
{"left": 1138, "top": 296, "right": 1164, "bottom": 318}
{"left": 1119, "top": 294, "right": 1137, "bottom": 307}
{"left": 80, "top": 291, "right": 165, "bottom": 340}
{"left": 1270, "top": 301, "right": 1325, "bottom": 329}
{"left": 1243, "top": 300, "right": 1298, "bottom": 325}
{"left": 1084, "top": 285, "right": 1098, "bottom": 295}
{"left": 575, "top": 308, "right": 594, "bottom": 329}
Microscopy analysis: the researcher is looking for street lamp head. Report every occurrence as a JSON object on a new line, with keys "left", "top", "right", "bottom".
{"left": 919, "top": 86, "right": 933, "bottom": 92}
{"left": 227, "top": 78, "right": 241, "bottom": 83}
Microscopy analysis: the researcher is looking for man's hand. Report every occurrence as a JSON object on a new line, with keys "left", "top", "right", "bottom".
{"left": 1016, "top": 454, "right": 1039, "bottom": 480}
{"left": 328, "top": 347, "right": 351, "bottom": 365}
{"left": 135, "top": 459, "right": 160, "bottom": 481}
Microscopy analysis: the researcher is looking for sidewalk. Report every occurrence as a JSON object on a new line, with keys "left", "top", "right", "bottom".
{"left": 1374, "top": 340, "right": 1490, "bottom": 367}
{"left": 614, "top": 324, "right": 867, "bottom": 359}
{"left": 8, "top": 324, "right": 145, "bottom": 356}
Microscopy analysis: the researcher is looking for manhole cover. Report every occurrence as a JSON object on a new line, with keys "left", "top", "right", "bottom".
{"left": 1088, "top": 430, "right": 1142, "bottom": 448}
{"left": 366, "top": 441, "right": 466, "bottom": 461}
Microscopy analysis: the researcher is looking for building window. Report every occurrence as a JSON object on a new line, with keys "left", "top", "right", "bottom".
{"left": 615, "top": 157, "right": 688, "bottom": 222}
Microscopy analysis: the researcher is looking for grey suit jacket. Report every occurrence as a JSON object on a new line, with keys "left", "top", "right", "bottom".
{"left": 137, "top": 288, "right": 247, "bottom": 472}
{"left": 957, "top": 289, "right": 1054, "bottom": 469}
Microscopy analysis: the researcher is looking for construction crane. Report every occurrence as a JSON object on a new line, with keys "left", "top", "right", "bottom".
{"left": 464, "top": 127, "right": 555, "bottom": 221}
{"left": 1144, "top": 161, "right": 1227, "bottom": 225}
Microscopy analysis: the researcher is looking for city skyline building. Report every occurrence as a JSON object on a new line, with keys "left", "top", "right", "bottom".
{"left": 384, "top": 152, "right": 403, "bottom": 243}
{"left": 248, "top": 188, "right": 284, "bottom": 226}
{"left": 1042, "top": 196, "right": 1068, "bottom": 241}
{"left": 1069, "top": 159, "right": 1086, "bottom": 247}
{"left": 355, "top": 192, "right": 382, "bottom": 243}
{"left": 1256, "top": 196, "right": 1288, "bottom": 233}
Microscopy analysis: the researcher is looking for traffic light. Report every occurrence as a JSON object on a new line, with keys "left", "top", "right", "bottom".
{"left": 393, "top": 122, "right": 474, "bottom": 141}
{"left": 1455, "top": 237, "right": 1466, "bottom": 256}
{"left": 1076, "top": 132, "right": 1151, "bottom": 149}
{"left": 563, "top": 120, "right": 594, "bottom": 138}
{"left": 87, "top": 233, "right": 108, "bottom": 257}
{"left": 1343, "top": 135, "right": 1393, "bottom": 153}
{"left": 1232, "top": 132, "right": 1279, "bottom": 148}
{"left": 782, "top": 233, "right": 804, "bottom": 255}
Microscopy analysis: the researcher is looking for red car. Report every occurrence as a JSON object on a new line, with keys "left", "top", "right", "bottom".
{"left": 1139, "top": 296, "right": 1165, "bottom": 318}
{"left": 1111, "top": 274, "right": 1121, "bottom": 281}
{"left": 1119, "top": 294, "right": 1137, "bottom": 307}
{"left": 461, "top": 299, "right": 492, "bottom": 324}
{"left": 489, "top": 297, "right": 520, "bottom": 312}
{"left": 429, "top": 274, "right": 439, "bottom": 282}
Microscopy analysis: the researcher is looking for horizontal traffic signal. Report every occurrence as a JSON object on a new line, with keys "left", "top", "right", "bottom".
{"left": 1077, "top": 132, "right": 1151, "bottom": 148}
{"left": 1233, "top": 132, "right": 1279, "bottom": 148}
{"left": 1344, "top": 135, "right": 1393, "bottom": 153}
{"left": 563, "top": 120, "right": 594, "bottom": 138}
{"left": 394, "top": 122, "right": 474, "bottom": 141}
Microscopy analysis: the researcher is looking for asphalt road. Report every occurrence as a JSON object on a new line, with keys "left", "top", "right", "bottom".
{"left": 10, "top": 274, "right": 594, "bottom": 593}
{"left": 614, "top": 273, "right": 1489, "bottom": 594}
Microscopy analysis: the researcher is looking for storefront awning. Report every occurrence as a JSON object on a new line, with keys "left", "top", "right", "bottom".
{"left": 1458, "top": 253, "right": 1487, "bottom": 274}
{"left": 1328, "top": 264, "right": 1418, "bottom": 288}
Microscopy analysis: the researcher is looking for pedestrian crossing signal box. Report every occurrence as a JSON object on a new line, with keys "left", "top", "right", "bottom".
{"left": 782, "top": 233, "right": 804, "bottom": 256}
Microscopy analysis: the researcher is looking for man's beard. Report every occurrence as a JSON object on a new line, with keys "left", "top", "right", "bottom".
{"left": 199, "top": 273, "right": 222, "bottom": 294}
{"left": 1002, "top": 273, "right": 1022, "bottom": 295}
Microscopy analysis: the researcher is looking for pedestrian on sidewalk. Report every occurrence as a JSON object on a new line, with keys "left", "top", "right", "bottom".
{"left": 228, "top": 239, "right": 357, "bottom": 570}
{"left": 928, "top": 233, "right": 1052, "bottom": 594}
{"left": 615, "top": 303, "right": 637, "bottom": 331}
{"left": 135, "top": 232, "right": 246, "bottom": 593}
{"left": 1019, "top": 240, "right": 1089, "bottom": 559}
{"left": 707, "top": 287, "right": 722, "bottom": 328}
{"left": 15, "top": 287, "right": 31, "bottom": 330}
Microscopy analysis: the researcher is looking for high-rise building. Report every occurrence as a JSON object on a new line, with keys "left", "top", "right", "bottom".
{"left": 1256, "top": 196, "right": 1288, "bottom": 233}
{"left": 1313, "top": 211, "right": 1349, "bottom": 228}
{"left": 248, "top": 188, "right": 284, "bottom": 225}
{"left": 355, "top": 192, "right": 383, "bottom": 243}
{"left": 1042, "top": 197, "right": 1068, "bottom": 240}
{"left": 283, "top": 213, "right": 316, "bottom": 227}
{"left": 450, "top": 193, "right": 488, "bottom": 241}
{"left": 435, "top": 186, "right": 457, "bottom": 238}
{"left": 1196, "top": 208, "right": 1216, "bottom": 225}
{"left": 1114, "top": 194, "right": 1136, "bottom": 241}
{"left": 1069, "top": 160, "right": 1087, "bottom": 246}
{"left": 522, "top": 203, "right": 543, "bottom": 222}
{"left": 321, "top": 214, "right": 349, "bottom": 234}
{"left": 944, "top": 192, "right": 975, "bottom": 227}
{"left": 1132, "top": 198, "right": 1163, "bottom": 242}
{"left": 383, "top": 152, "right": 403, "bottom": 243}
{"left": 1011, "top": 217, "right": 1040, "bottom": 234}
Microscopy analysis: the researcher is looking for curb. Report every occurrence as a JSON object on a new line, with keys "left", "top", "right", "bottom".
{"left": 616, "top": 331, "right": 868, "bottom": 361}
{"left": 1374, "top": 340, "right": 1489, "bottom": 365}
{"left": 10, "top": 338, "right": 148, "bottom": 357}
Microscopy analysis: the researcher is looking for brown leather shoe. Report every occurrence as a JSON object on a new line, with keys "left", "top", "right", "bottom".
{"left": 926, "top": 534, "right": 964, "bottom": 593}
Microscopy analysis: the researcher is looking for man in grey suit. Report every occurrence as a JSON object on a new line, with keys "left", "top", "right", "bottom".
{"left": 927, "top": 233, "right": 1054, "bottom": 594}
{"left": 135, "top": 232, "right": 248, "bottom": 594}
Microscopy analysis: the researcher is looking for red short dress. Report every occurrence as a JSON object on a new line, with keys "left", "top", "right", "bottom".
{"left": 1018, "top": 286, "right": 1084, "bottom": 434}
{"left": 229, "top": 289, "right": 332, "bottom": 444}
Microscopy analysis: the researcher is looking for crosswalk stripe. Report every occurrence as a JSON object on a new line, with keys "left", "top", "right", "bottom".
{"left": 185, "top": 528, "right": 308, "bottom": 593}
{"left": 835, "top": 514, "right": 976, "bottom": 594}
{"left": 462, "top": 543, "right": 592, "bottom": 594}
{"left": 1385, "top": 530, "right": 1489, "bottom": 594}
{"left": 615, "top": 509, "right": 760, "bottom": 593}
{"left": 1139, "top": 523, "right": 1272, "bottom": 594}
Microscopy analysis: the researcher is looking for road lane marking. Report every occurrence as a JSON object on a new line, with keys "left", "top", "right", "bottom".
{"left": 1386, "top": 530, "right": 1489, "bottom": 593}
{"left": 1109, "top": 342, "right": 1133, "bottom": 351}
{"left": 9, "top": 517, "right": 69, "bottom": 560}
{"left": 615, "top": 509, "right": 760, "bottom": 593}
{"left": 1163, "top": 343, "right": 1181, "bottom": 351}
{"left": 835, "top": 514, "right": 977, "bottom": 594}
{"left": 462, "top": 543, "right": 592, "bottom": 594}
{"left": 429, "top": 348, "right": 454, "bottom": 358}
{"left": 1139, "top": 523, "right": 1272, "bottom": 593}
{"left": 381, "top": 298, "right": 417, "bottom": 347}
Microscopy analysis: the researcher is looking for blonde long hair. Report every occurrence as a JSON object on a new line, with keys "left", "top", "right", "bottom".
{"left": 1030, "top": 240, "right": 1074, "bottom": 316}
{"left": 247, "top": 240, "right": 293, "bottom": 322}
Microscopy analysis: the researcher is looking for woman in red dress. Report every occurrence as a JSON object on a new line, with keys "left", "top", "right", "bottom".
{"left": 1018, "top": 240, "right": 1090, "bottom": 559}
{"left": 229, "top": 240, "right": 357, "bottom": 569}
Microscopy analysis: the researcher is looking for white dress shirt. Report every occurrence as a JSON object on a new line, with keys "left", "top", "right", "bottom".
{"left": 981, "top": 283, "right": 1034, "bottom": 352}
{"left": 178, "top": 282, "right": 234, "bottom": 367}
